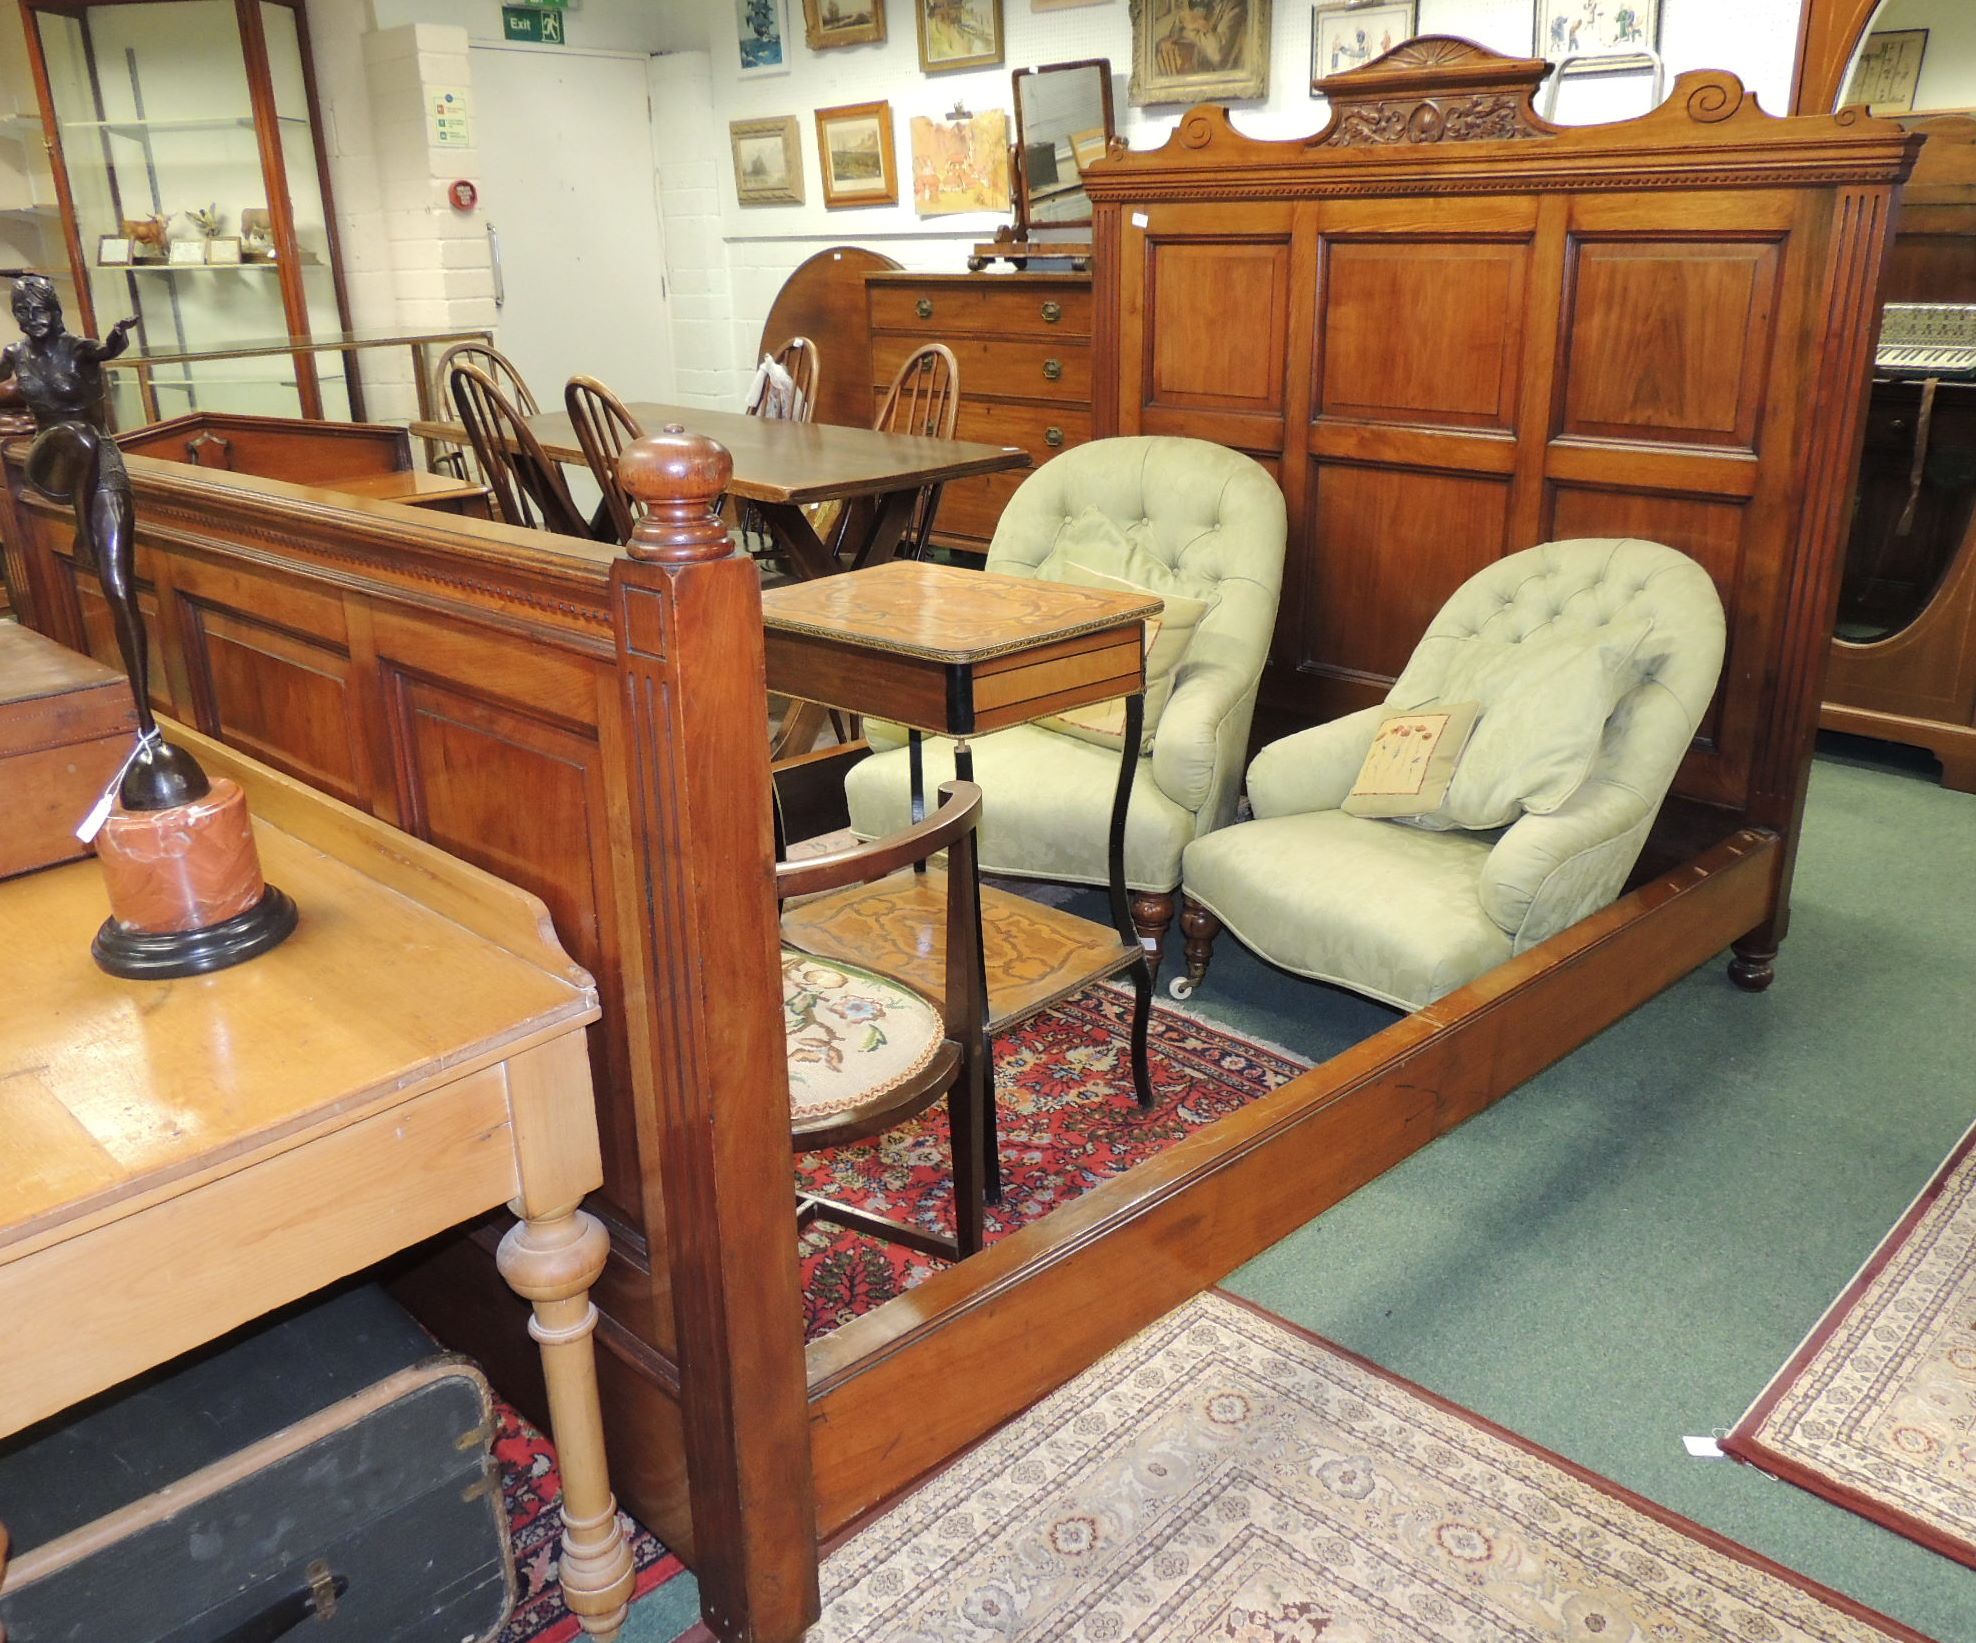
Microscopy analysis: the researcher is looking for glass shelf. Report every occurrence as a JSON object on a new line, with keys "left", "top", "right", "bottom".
{"left": 61, "top": 113, "right": 307, "bottom": 136}
{"left": 19, "top": 0, "right": 358, "bottom": 424}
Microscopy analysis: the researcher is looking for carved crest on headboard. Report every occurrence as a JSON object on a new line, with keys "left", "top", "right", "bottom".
{"left": 1311, "top": 35, "right": 1555, "bottom": 148}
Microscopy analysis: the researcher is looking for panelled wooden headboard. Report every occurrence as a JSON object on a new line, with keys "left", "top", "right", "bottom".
{"left": 1084, "top": 36, "right": 1917, "bottom": 962}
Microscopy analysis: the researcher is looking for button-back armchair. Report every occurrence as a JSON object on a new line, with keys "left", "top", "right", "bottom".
{"left": 844, "top": 435, "right": 1287, "bottom": 955}
{"left": 1177, "top": 538, "right": 1727, "bottom": 1009}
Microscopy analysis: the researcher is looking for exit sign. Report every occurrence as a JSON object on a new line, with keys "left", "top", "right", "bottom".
{"left": 501, "top": 5, "right": 565, "bottom": 42}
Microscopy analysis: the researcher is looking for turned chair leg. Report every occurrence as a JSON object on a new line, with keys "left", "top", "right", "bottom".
{"left": 1169, "top": 899, "right": 1221, "bottom": 1000}
{"left": 1130, "top": 890, "right": 1176, "bottom": 968}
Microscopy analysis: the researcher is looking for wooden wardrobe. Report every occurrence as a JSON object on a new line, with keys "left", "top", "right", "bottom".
{"left": 1086, "top": 38, "right": 1917, "bottom": 968}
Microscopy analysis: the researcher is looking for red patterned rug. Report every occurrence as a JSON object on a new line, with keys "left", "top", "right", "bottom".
{"left": 798, "top": 985, "right": 1308, "bottom": 1342}
{"left": 496, "top": 1398, "right": 684, "bottom": 1643}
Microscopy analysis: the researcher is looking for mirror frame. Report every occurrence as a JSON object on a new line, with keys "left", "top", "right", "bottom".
{"left": 1010, "top": 58, "right": 1117, "bottom": 236}
{"left": 1792, "top": 0, "right": 1908, "bottom": 111}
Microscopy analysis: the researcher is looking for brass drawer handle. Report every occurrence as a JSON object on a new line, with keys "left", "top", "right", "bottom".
{"left": 1042, "top": 357, "right": 1062, "bottom": 381}
{"left": 915, "top": 297, "right": 934, "bottom": 319}
{"left": 1044, "top": 426, "right": 1065, "bottom": 447}
{"left": 1041, "top": 300, "right": 1062, "bottom": 324}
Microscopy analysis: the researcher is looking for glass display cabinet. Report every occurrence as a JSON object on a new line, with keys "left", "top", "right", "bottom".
{"left": 18, "top": 0, "right": 358, "bottom": 426}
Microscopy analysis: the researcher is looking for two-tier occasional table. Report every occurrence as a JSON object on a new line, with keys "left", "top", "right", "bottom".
{"left": 0, "top": 724, "right": 635, "bottom": 1639}
{"left": 763, "top": 561, "right": 1163, "bottom": 1165}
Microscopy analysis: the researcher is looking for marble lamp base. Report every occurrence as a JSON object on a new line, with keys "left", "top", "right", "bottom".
{"left": 91, "top": 776, "right": 297, "bottom": 979}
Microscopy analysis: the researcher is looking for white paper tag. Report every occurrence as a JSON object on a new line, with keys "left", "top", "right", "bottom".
{"left": 1131, "top": 211, "right": 1150, "bottom": 228}
{"left": 1682, "top": 1434, "right": 1726, "bottom": 1459}
{"left": 74, "top": 731, "right": 153, "bottom": 844}
{"left": 1140, "top": 935, "right": 1160, "bottom": 952}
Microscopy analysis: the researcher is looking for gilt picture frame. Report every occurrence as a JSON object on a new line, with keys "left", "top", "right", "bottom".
{"left": 804, "top": 0, "right": 887, "bottom": 49}
{"left": 731, "top": 116, "right": 805, "bottom": 206}
{"left": 816, "top": 100, "right": 899, "bottom": 208}
{"left": 916, "top": 0, "right": 1005, "bottom": 74}
{"left": 1128, "top": 0, "right": 1272, "bottom": 106}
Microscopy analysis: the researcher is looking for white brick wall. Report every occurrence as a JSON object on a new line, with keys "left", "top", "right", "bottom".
{"left": 650, "top": 51, "right": 747, "bottom": 409}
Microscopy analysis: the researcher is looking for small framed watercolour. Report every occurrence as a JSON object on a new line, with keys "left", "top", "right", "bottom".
{"left": 732, "top": 116, "right": 805, "bottom": 206}
{"left": 916, "top": 0, "right": 1004, "bottom": 74}
{"left": 206, "top": 235, "right": 243, "bottom": 265}
{"left": 168, "top": 239, "right": 207, "bottom": 267}
{"left": 816, "top": 100, "right": 898, "bottom": 208}
{"left": 1537, "top": 0, "right": 1659, "bottom": 73}
{"left": 1312, "top": 1, "right": 1415, "bottom": 84}
{"left": 1842, "top": 30, "right": 1928, "bottom": 112}
{"left": 1129, "top": 0, "right": 1271, "bottom": 105}
{"left": 804, "top": 0, "right": 885, "bottom": 48}
{"left": 97, "top": 235, "right": 132, "bottom": 267}
{"left": 736, "top": 0, "right": 791, "bottom": 77}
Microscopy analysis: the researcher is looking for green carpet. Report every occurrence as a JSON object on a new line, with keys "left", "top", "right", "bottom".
{"left": 1214, "top": 740, "right": 1976, "bottom": 1641}
{"left": 647, "top": 738, "right": 1971, "bottom": 1640}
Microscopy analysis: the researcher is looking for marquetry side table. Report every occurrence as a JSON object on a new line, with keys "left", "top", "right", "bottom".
{"left": 763, "top": 560, "right": 1163, "bottom": 1158}
{"left": 0, "top": 724, "right": 635, "bottom": 1639}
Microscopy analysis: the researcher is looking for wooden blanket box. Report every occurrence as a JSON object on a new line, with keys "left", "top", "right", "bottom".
{"left": 0, "top": 41, "right": 1916, "bottom": 1643}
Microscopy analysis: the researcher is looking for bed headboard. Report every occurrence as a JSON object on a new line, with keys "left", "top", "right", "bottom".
{"left": 1083, "top": 35, "right": 1917, "bottom": 947}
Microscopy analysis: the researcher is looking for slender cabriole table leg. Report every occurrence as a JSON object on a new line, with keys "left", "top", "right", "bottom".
{"left": 498, "top": 1209, "right": 635, "bottom": 1640}
{"left": 1109, "top": 695, "right": 1156, "bottom": 1109}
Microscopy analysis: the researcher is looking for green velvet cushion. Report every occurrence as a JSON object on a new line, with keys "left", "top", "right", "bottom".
{"left": 1181, "top": 811, "right": 1511, "bottom": 1011}
{"left": 1033, "top": 509, "right": 1215, "bottom": 754}
{"left": 1384, "top": 616, "right": 1653, "bottom": 830}
{"left": 845, "top": 725, "right": 1197, "bottom": 893}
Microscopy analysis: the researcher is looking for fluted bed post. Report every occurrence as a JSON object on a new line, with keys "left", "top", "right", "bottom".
{"left": 607, "top": 427, "right": 819, "bottom": 1642}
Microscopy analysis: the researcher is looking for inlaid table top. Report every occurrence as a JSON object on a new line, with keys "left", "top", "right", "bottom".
{"left": 760, "top": 560, "right": 1162, "bottom": 664}
{"left": 410, "top": 402, "right": 1028, "bottom": 506}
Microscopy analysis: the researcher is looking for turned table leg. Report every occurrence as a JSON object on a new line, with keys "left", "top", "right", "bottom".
{"left": 498, "top": 1209, "right": 636, "bottom": 1639}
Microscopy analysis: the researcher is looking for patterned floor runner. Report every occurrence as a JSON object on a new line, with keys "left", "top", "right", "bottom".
{"left": 1726, "top": 1116, "right": 1976, "bottom": 1569}
{"left": 497, "top": 1398, "right": 684, "bottom": 1643}
{"left": 797, "top": 985, "right": 1307, "bottom": 1341}
{"left": 811, "top": 1291, "right": 1934, "bottom": 1641}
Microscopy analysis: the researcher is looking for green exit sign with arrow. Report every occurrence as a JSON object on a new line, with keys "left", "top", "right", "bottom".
{"left": 501, "top": 4, "right": 565, "bottom": 43}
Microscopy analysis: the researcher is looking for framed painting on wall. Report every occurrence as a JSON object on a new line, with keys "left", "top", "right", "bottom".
{"left": 1841, "top": 30, "right": 1929, "bottom": 112}
{"left": 1311, "top": 1, "right": 1415, "bottom": 84}
{"left": 917, "top": 0, "right": 1006, "bottom": 74}
{"left": 817, "top": 100, "right": 900, "bottom": 207}
{"left": 1128, "top": 0, "right": 1272, "bottom": 106}
{"left": 805, "top": 0, "right": 886, "bottom": 48}
{"left": 736, "top": 0, "right": 792, "bottom": 76}
{"left": 1536, "top": 0, "right": 1659, "bottom": 73}
{"left": 731, "top": 116, "right": 805, "bottom": 205}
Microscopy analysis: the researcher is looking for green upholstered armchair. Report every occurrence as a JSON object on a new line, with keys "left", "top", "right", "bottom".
{"left": 843, "top": 436, "right": 1287, "bottom": 955}
{"left": 1177, "top": 538, "right": 1727, "bottom": 1010}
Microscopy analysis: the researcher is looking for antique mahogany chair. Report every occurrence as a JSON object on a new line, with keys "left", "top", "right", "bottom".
{"left": 845, "top": 435, "right": 1286, "bottom": 959}
{"left": 564, "top": 375, "right": 647, "bottom": 546}
{"left": 1177, "top": 539, "right": 1728, "bottom": 1008}
{"left": 781, "top": 780, "right": 992, "bottom": 1260}
{"left": 810, "top": 342, "right": 962, "bottom": 566}
{"left": 429, "top": 341, "right": 539, "bottom": 482}
{"left": 762, "top": 335, "right": 820, "bottom": 422}
{"left": 449, "top": 361, "right": 591, "bottom": 538}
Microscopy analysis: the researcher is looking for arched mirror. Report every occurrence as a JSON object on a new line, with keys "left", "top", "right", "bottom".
{"left": 1799, "top": 0, "right": 1976, "bottom": 788}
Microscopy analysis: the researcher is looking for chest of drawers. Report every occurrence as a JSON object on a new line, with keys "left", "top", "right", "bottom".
{"left": 863, "top": 271, "right": 1093, "bottom": 554}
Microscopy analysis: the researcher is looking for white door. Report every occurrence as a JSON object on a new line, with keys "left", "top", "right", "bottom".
{"left": 469, "top": 44, "right": 674, "bottom": 414}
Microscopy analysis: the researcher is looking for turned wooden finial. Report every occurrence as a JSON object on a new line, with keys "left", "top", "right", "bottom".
{"left": 619, "top": 424, "right": 734, "bottom": 563}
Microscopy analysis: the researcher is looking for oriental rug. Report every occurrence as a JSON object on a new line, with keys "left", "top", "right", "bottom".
{"left": 497, "top": 1398, "right": 683, "bottom": 1643}
{"left": 811, "top": 1291, "right": 1933, "bottom": 1643}
{"left": 1725, "top": 1116, "right": 1976, "bottom": 1569}
{"left": 796, "top": 985, "right": 1307, "bottom": 1341}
